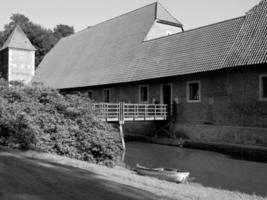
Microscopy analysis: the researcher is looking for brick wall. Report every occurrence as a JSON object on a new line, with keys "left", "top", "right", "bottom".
{"left": 172, "top": 67, "right": 267, "bottom": 128}
{"left": 63, "top": 65, "right": 267, "bottom": 145}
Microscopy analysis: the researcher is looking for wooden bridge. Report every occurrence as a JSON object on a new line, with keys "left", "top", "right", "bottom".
{"left": 93, "top": 102, "right": 171, "bottom": 157}
{"left": 93, "top": 103, "right": 168, "bottom": 123}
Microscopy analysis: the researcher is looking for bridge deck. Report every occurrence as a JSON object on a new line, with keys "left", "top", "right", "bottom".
{"left": 93, "top": 103, "right": 167, "bottom": 123}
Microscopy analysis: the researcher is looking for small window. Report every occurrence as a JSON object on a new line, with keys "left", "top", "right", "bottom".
{"left": 88, "top": 91, "right": 93, "bottom": 99}
{"left": 103, "top": 89, "right": 110, "bottom": 102}
{"left": 260, "top": 75, "right": 267, "bottom": 101}
{"left": 139, "top": 85, "right": 149, "bottom": 103}
{"left": 187, "top": 81, "right": 201, "bottom": 102}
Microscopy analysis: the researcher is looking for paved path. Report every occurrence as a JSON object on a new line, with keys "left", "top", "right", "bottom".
{"left": 0, "top": 151, "right": 158, "bottom": 200}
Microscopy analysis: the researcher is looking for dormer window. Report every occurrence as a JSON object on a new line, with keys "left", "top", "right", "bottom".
{"left": 143, "top": 3, "right": 183, "bottom": 41}
{"left": 166, "top": 31, "right": 172, "bottom": 36}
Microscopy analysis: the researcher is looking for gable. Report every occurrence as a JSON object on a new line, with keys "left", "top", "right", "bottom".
{"left": 156, "top": 2, "right": 183, "bottom": 27}
{"left": 144, "top": 2, "right": 184, "bottom": 41}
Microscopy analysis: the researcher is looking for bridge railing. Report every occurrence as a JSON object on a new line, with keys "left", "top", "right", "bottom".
{"left": 93, "top": 103, "right": 167, "bottom": 123}
{"left": 93, "top": 103, "right": 120, "bottom": 122}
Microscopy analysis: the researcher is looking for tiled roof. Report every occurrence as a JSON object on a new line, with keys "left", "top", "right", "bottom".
{"left": 130, "top": 17, "right": 244, "bottom": 81}
{"left": 33, "top": 3, "right": 157, "bottom": 88}
{"left": 0, "top": 25, "right": 36, "bottom": 51}
{"left": 222, "top": 0, "right": 267, "bottom": 67}
{"left": 33, "top": 1, "right": 267, "bottom": 89}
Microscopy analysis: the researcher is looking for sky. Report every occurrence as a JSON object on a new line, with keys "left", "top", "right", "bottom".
{"left": 0, "top": 0, "right": 262, "bottom": 32}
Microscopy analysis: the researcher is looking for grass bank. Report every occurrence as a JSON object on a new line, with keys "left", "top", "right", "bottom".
{"left": 1, "top": 146, "right": 265, "bottom": 200}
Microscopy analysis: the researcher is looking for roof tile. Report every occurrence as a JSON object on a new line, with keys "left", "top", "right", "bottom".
{"left": 223, "top": 0, "right": 267, "bottom": 67}
{"left": 33, "top": 1, "right": 267, "bottom": 89}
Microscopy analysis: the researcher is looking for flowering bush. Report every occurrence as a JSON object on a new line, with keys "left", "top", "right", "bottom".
{"left": 0, "top": 80, "right": 123, "bottom": 166}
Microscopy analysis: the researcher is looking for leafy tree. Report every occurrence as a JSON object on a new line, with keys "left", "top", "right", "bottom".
{"left": 54, "top": 24, "right": 74, "bottom": 39}
{"left": 10, "top": 13, "right": 30, "bottom": 25}
{"left": 0, "top": 13, "right": 74, "bottom": 67}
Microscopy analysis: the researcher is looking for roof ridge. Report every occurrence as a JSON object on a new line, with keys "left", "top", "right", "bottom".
{"left": 64, "top": 2, "right": 158, "bottom": 40}
{"left": 156, "top": 2, "right": 183, "bottom": 26}
{"left": 220, "top": 16, "right": 247, "bottom": 68}
{"left": 182, "top": 16, "right": 245, "bottom": 34}
{"left": 246, "top": 0, "right": 267, "bottom": 14}
{"left": 143, "top": 15, "right": 245, "bottom": 43}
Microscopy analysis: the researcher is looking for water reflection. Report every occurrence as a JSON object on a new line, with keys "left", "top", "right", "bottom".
{"left": 125, "top": 142, "right": 267, "bottom": 197}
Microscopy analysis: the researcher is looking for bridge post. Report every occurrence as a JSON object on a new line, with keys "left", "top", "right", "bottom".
{"left": 119, "top": 122, "right": 125, "bottom": 150}
{"left": 119, "top": 102, "right": 126, "bottom": 161}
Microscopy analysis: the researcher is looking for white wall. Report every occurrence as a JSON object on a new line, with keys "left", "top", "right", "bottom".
{"left": 8, "top": 48, "right": 35, "bottom": 84}
{"left": 144, "top": 21, "right": 182, "bottom": 41}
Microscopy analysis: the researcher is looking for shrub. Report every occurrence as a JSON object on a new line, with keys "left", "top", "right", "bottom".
{"left": 0, "top": 80, "right": 123, "bottom": 166}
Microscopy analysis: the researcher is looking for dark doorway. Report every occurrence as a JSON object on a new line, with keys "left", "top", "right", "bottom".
{"left": 161, "top": 84, "right": 172, "bottom": 116}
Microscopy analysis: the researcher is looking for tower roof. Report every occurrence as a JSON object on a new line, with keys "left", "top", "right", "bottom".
{"left": 0, "top": 25, "right": 36, "bottom": 51}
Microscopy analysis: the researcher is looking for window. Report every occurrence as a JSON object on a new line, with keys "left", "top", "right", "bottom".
{"left": 88, "top": 91, "right": 93, "bottom": 99}
{"left": 187, "top": 81, "right": 201, "bottom": 102}
{"left": 166, "top": 31, "right": 172, "bottom": 36}
{"left": 103, "top": 89, "right": 110, "bottom": 102}
{"left": 139, "top": 85, "right": 149, "bottom": 103}
{"left": 260, "top": 75, "right": 267, "bottom": 101}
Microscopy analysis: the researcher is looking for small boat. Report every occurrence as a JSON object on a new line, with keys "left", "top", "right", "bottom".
{"left": 135, "top": 164, "right": 189, "bottom": 183}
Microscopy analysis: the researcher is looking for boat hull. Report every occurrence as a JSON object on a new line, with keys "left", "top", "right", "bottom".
{"left": 135, "top": 164, "right": 189, "bottom": 183}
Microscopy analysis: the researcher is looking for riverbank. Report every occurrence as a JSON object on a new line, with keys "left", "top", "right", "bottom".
{"left": 0, "top": 146, "right": 265, "bottom": 200}
{"left": 125, "top": 134, "right": 267, "bottom": 163}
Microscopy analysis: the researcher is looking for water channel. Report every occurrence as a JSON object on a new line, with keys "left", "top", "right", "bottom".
{"left": 124, "top": 142, "right": 267, "bottom": 197}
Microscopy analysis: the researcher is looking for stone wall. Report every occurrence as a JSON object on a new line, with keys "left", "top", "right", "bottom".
{"left": 174, "top": 124, "right": 267, "bottom": 146}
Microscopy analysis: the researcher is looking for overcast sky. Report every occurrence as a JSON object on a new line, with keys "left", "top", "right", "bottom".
{"left": 0, "top": 0, "right": 262, "bottom": 32}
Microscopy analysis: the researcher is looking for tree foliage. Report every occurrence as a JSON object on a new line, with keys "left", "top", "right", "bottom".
{"left": 0, "top": 80, "right": 123, "bottom": 166}
{"left": 54, "top": 24, "right": 74, "bottom": 39}
{"left": 0, "top": 13, "right": 74, "bottom": 67}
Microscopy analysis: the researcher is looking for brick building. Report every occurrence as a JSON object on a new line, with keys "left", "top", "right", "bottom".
{"left": 33, "top": 2, "right": 267, "bottom": 146}
{"left": 0, "top": 25, "right": 36, "bottom": 84}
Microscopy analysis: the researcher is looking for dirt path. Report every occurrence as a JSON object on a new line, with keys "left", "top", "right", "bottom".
{"left": 0, "top": 151, "right": 159, "bottom": 200}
